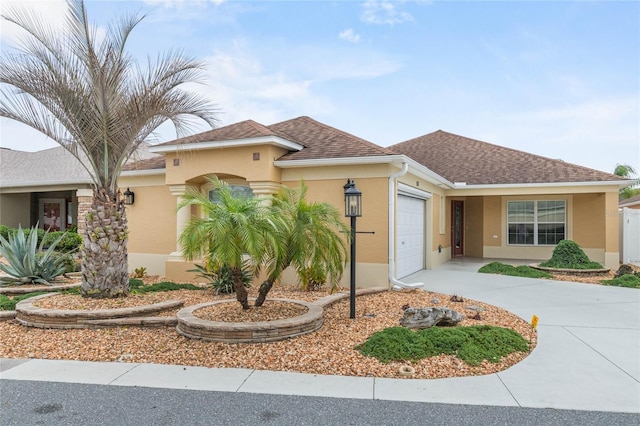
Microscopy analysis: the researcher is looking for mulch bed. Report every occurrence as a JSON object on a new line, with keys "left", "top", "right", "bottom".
{"left": 0, "top": 275, "right": 537, "bottom": 379}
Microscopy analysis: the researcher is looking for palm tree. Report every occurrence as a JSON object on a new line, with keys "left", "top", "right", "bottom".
{"left": 178, "top": 178, "right": 284, "bottom": 309}
{"left": 614, "top": 164, "right": 640, "bottom": 199}
{"left": 0, "top": 1, "right": 217, "bottom": 298}
{"left": 254, "top": 182, "right": 349, "bottom": 306}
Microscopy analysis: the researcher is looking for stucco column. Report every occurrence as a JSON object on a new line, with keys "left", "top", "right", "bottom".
{"left": 169, "top": 184, "right": 192, "bottom": 258}
{"left": 75, "top": 188, "right": 93, "bottom": 236}
{"left": 249, "top": 181, "right": 282, "bottom": 198}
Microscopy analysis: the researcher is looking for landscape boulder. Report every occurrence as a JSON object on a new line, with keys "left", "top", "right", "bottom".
{"left": 615, "top": 264, "right": 637, "bottom": 278}
{"left": 400, "top": 307, "right": 463, "bottom": 329}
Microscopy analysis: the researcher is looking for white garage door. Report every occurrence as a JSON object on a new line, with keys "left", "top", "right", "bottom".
{"left": 396, "top": 195, "right": 425, "bottom": 278}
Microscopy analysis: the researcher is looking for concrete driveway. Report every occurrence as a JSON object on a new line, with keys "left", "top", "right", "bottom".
{"left": 401, "top": 259, "right": 640, "bottom": 413}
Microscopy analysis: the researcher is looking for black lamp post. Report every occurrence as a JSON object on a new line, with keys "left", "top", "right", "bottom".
{"left": 123, "top": 187, "right": 135, "bottom": 205}
{"left": 344, "top": 179, "right": 362, "bottom": 319}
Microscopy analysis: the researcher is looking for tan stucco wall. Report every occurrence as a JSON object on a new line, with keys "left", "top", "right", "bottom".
{"left": 483, "top": 196, "right": 502, "bottom": 248}
{"left": 164, "top": 145, "right": 289, "bottom": 185}
{"left": 0, "top": 193, "right": 30, "bottom": 227}
{"left": 118, "top": 174, "right": 176, "bottom": 275}
{"left": 282, "top": 175, "right": 390, "bottom": 265}
{"left": 573, "top": 193, "right": 605, "bottom": 249}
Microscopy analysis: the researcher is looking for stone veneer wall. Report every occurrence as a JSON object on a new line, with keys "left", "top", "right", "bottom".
{"left": 76, "top": 189, "right": 93, "bottom": 236}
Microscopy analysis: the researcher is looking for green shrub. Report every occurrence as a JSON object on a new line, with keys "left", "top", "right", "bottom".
{"left": 189, "top": 263, "right": 251, "bottom": 294}
{"left": 132, "top": 281, "right": 202, "bottom": 293}
{"left": 602, "top": 274, "right": 640, "bottom": 289}
{"left": 53, "top": 252, "right": 80, "bottom": 274}
{"left": 0, "top": 292, "right": 49, "bottom": 310}
{"left": 0, "top": 225, "right": 10, "bottom": 241}
{"left": 299, "top": 263, "right": 327, "bottom": 291}
{"left": 43, "top": 231, "right": 82, "bottom": 253}
{"left": 540, "top": 240, "right": 603, "bottom": 270}
{"left": 356, "top": 325, "right": 529, "bottom": 366}
{"left": 133, "top": 267, "right": 147, "bottom": 278}
{"left": 0, "top": 226, "right": 67, "bottom": 285}
{"left": 478, "top": 262, "right": 552, "bottom": 279}
{"left": 21, "top": 228, "right": 46, "bottom": 246}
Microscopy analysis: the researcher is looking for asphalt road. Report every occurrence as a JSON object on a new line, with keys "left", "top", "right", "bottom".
{"left": 1, "top": 380, "right": 637, "bottom": 426}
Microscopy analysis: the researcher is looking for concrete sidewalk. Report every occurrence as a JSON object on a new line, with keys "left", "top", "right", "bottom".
{"left": 2, "top": 261, "right": 639, "bottom": 414}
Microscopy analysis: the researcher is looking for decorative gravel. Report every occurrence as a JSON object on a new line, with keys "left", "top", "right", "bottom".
{"left": 194, "top": 300, "right": 308, "bottom": 322}
{"left": 0, "top": 277, "right": 537, "bottom": 379}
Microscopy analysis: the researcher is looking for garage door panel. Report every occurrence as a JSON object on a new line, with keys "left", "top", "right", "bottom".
{"left": 397, "top": 195, "right": 425, "bottom": 278}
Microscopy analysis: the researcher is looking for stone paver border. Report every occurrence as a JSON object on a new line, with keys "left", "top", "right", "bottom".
{"left": 529, "top": 263, "right": 610, "bottom": 275}
{"left": 0, "top": 283, "right": 80, "bottom": 295}
{"left": 15, "top": 293, "right": 184, "bottom": 329}
{"left": 176, "top": 298, "right": 322, "bottom": 343}
{"left": 176, "top": 287, "right": 388, "bottom": 343}
{"left": 5, "top": 287, "right": 390, "bottom": 341}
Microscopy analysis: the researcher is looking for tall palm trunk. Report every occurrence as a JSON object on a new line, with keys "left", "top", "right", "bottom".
{"left": 81, "top": 189, "right": 130, "bottom": 298}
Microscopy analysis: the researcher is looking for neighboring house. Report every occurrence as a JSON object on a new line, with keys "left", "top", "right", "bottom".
{"left": 0, "top": 144, "right": 158, "bottom": 232}
{"left": 1, "top": 116, "right": 630, "bottom": 288}
{"left": 620, "top": 194, "right": 640, "bottom": 210}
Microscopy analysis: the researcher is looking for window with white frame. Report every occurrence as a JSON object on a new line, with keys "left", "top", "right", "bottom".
{"left": 208, "top": 185, "right": 254, "bottom": 203}
{"left": 507, "top": 200, "right": 566, "bottom": 245}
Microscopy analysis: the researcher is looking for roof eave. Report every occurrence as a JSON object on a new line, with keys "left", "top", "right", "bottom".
{"left": 120, "top": 169, "right": 166, "bottom": 177}
{"left": 274, "top": 155, "right": 456, "bottom": 189}
{"left": 149, "top": 136, "right": 303, "bottom": 153}
{"left": 452, "top": 180, "right": 630, "bottom": 190}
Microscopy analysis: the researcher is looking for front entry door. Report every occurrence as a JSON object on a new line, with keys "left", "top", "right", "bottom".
{"left": 451, "top": 200, "right": 464, "bottom": 256}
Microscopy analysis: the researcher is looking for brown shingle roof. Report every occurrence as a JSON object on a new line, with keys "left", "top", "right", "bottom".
{"left": 390, "top": 130, "right": 623, "bottom": 185}
{"left": 270, "top": 116, "right": 395, "bottom": 160}
{"left": 122, "top": 156, "right": 165, "bottom": 171}
{"left": 620, "top": 193, "right": 640, "bottom": 207}
{"left": 154, "top": 119, "right": 294, "bottom": 146}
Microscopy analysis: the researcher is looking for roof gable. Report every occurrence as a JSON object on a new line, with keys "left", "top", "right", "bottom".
{"left": 154, "top": 119, "right": 294, "bottom": 147}
{"left": 390, "top": 130, "right": 623, "bottom": 185}
{"left": 269, "top": 116, "right": 396, "bottom": 160}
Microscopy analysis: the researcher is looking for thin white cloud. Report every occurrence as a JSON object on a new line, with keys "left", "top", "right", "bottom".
{"left": 143, "top": 0, "right": 225, "bottom": 9}
{"left": 0, "top": 1, "right": 68, "bottom": 45}
{"left": 361, "top": 0, "right": 413, "bottom": 25}
{"left": 339, "top": 28, "right": 360, "bottom": 43}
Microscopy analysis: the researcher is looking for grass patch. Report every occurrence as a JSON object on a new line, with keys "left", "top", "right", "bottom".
{"left": 601, "top": 274, "right": 640, "bottom": 289}
{"left": 61, "top": 279, "right": 201, "bottom": 295}
{"left": 131, "top": 281, "right": 202, "bottom": 293}
{"left": 356, "top": 325, "right": 529, "bottom": 366}
{"left": 478, "top": 262, "right": 552, "bottom": 279}
{"left": 0, "top": 292, "right": 49, "bottom": 311}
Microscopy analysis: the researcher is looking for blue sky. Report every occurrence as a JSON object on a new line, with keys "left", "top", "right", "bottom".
{"left": 1, "top": 0, "right": 638, "bottom": 175}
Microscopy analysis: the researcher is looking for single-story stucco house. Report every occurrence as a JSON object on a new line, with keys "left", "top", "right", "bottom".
{"left": 0, "top": 116, "right": 630, "bottom": 288}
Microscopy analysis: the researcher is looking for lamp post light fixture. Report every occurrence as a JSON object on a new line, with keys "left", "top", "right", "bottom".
{"left": 123, "top": 187, "right": 135, "bottom": 205}
{"left": 344, "top": 179, "right": 362, "bottom": 319}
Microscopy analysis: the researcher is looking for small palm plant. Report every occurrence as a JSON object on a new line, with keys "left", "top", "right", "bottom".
{"left": 179, "top": 177, "right": 284, "bottom": 309}
{"left": 0, "top": 226, "right": 67, "bottom": 285}
{"left": 254, "top": 182, "right": 349, "bottom": 305}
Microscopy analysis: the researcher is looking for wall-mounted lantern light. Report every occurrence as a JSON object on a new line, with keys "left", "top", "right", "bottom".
{"left": 123, "top": 187, "right": 135, "bottom": 205}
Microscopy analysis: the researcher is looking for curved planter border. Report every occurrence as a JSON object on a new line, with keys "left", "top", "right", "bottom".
{"left": 530, "top": 264, "right": 610, "bottom": 274}
{"left": 176, "top": 288, "right": 388, "bottom": 343}
{"left": 0, "top": 282, "right": 80, "bottom": 295}
{"left": 177, "top": 298, "right": 323, "bottom": 343}
{"left": 15, "top": 293, "right": 184, "bottom": 329}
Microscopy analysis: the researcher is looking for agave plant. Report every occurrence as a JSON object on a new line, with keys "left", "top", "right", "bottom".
{"left": 0, "top": 225, "right": 67, "bottom": 285}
